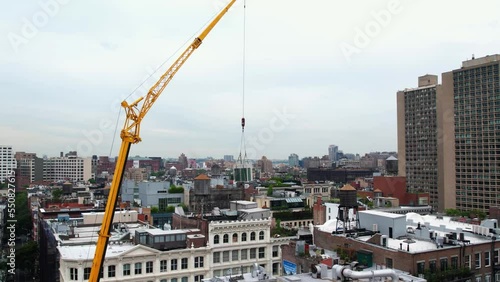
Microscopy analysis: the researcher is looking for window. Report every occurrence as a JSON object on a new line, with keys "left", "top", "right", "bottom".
{"left": 171, "top": 279, "right": 178, "bottom": 282}
{"left": 429, "top": 260, "right": 436, "bottom": 272}
{"left": 223, "top": 234, "right": 229, "bottom": 243}
{"left": 123, "top": 264, "right": 131, "bottom": 276}
{"left": 241, "top": 249, "right": 248, "bottom": 260}
{"left": 242, "top": 233, "right": 247, "bottom": 241}
{"left": 195, "top": 275, "right": 204, "bottom": 282}
{"left": 84, "top": 267, "right": 91, "bottom": 280}
{"left": 259, "top": 247, "right": 265, "bottom": 259}
{"left": 213, "top": 252, "right": 221, "bottom": 263}
{"left": 272, "top": 246, "right": 279, "bottom": 257}
{"left": 182, "top": 277, "right": 188, "bottom": 282}
{"left": 250, "top": 248, "right": 256, "bottom": 259}
{"left": 416, "top": 261, "right": 425, "bottom": 274}
{"left": 181, "top": 258, "right": 188, "bottom": 269}
{"left": 475, "top": 253, "right": 481, "bottom": 269}
{"left": 259, "top": 231, "right": 264, "bottom": 240}
{"left": 250, "top": 232, "right": 256, "bottom": 241}
{"left": 171, "top": 259, "right": 178, "bottom": 270}
{"left": 161, "top": 280, "right": 167, "bottom": 282}
{"left": 485, "top": 274, "right": 491, "bottom": 282}
{"left": 440, "top": 258, "right": 448, "bottom": 271}
{"left": 451, "top": 256, "right": 458, "bottom": 269}
{"left": 135, "top": 262, "right": 142, "bottom": 275}
{"left": 223, "top": 251, "right": 230, "bottom": 262}
{"left": 146, "top": 261, "right": 153, "bottom": 273}
{"left": 195, "top": 256, "right": 204, "bottom": 268}
{"left": 386, "top": 258, "right": 393, "bottom": 269}
{"left": 214, "top": 235, "right": 220, "bottom": 244}
{"left": 485, "top": 251, "right": 491, "bottom": 267}
{"left": 465, "top": 255, "right": 471, "bottom": 269}
{"left": 108, "top": 265, "right": 116, "bottom": 278}
{"left": 495, "top": 249, "right": 499, "bottom": 264}
{"left": 160, "top": 260, "right": 167, "bottom": 272}
{"left": 233, "top": 233, "right": 238, "bottom": 243}
{"left": 70, "top": 268, "right": 78, "bottom": 280}
{"left": 232, "top": 250, "right": 239, "bottom": 261}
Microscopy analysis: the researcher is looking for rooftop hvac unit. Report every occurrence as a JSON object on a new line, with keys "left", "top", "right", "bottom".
{"left": 311, "top": 264, "right": 328, "bottom": 279}
{"left": 373, "top": 224, "right": 378, "bottom": 232}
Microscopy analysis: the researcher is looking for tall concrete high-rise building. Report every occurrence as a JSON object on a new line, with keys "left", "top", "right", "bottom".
{"left": 328, "top": 145, "right": 338, "bottom": 163}
{"left": 398, "top": 55, "right": 500, "bottom": 213}
{"left": 443, "top": 54, "right": 500, "bottom": 212}
{"left": 0, "top": 145, "right": 17, "bottom": 183}
{"left": 397, "top": 74, "right": 455, "bottom": 211}
{"left": 288, "top": 153, "right": 299, "bottom": 167}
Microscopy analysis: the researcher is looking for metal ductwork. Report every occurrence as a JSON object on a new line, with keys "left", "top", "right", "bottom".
{"left": 332, "top": 265, "right": 399, "bottom": 281}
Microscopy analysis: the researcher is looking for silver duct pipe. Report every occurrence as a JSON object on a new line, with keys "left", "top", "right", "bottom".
{"left": 332, "top": 265, "right": 399, "bottom": 281}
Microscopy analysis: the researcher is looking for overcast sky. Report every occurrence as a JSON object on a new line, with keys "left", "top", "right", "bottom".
{"left": 1, "top": 0, "right": 500, "bottom": 160}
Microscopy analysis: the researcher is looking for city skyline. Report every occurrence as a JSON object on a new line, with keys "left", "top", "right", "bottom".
{"left": 2, "top": 1, "right": 500, "bottom": 159}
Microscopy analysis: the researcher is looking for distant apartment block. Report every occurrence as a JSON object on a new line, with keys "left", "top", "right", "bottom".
{"left": 397, "top": 74, "right": 449, "bottom": 211}
{"left": 42, "top": 152, "right": 93, "bottom": 183}
{"left": 0, "top": 145, "right": 16, "bottom": 182}
{"left": 14, "top": 151, "right": 43, "bottom": 187}
{"left": 288, "top": 153, "right": 299, "bottom": 167}
{"left": 223, "top": 155, "right": 234, "bottom": 162}
{"left": 328, "top": 145, "right": 338, "bottom": 163}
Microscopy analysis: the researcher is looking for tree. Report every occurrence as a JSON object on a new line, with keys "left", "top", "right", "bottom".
{"left": 179, "top": 203, "right": 189, "bottom": 212}
{"left": 151, "top": 207, "right": 159, "bottom": 213}
{"left": 166, "top": 206, "right": 175, "bottom": 213}
{"left": 17, "top": 241, "right": 38, "bottom": 278}
{"left": 267, "top": 185, "right": 274, "bottom": 196}
{"left": 168, "top": 185, "right": 184, "bottom": 194}
{"left": 88, "top": 178, "right": 96, "bottom": 184}
{"left": 52, "top": 188, "right": 63, "bottom": 202}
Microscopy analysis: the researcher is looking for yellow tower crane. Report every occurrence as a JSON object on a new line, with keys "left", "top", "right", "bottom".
{"left": 89, "top": 1, "right": 236, "bottom": 281}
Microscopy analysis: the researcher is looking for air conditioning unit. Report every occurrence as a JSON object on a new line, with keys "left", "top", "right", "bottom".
{"left": 372, "top": 224, "right": 378, "bottom": 232}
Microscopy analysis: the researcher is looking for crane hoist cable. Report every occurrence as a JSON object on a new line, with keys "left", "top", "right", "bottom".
{"left": 237, "top": 0, "right": 247, "bottom": 166}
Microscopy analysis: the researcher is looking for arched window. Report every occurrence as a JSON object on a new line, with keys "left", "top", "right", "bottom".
{"left": 259, "top": 231, "right": 264, "bottom": 240}
{"left": 232, "top": 233, "right": 238, "bottom": 243}
{"left": 223, "top": 234, "right": 229, "bottom": 243}
{"left": 214, "top": 235, "right": 219, "bottom": 244}
{"left": 250, "top": 232, "right": 256, "bottom": 241}
{"left": 242, "top": 233, "right": 247, "bottom": 241}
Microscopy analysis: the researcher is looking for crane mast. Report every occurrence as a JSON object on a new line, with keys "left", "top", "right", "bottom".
{"left": 89, "top": 1, "right": 236, "bottom": 281}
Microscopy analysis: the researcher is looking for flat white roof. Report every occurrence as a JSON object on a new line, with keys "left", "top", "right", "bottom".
{"left": 58, "top": 244, "right": 135, "bottom": 260}
{"left": 359, "top": 210, "right": 406, "bottom": 219}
